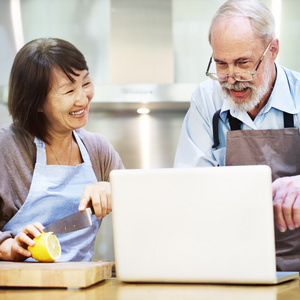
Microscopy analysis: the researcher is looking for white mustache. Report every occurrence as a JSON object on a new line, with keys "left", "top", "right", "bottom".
{"left": 222, "top": 82, "right": 253, "bottom": 91}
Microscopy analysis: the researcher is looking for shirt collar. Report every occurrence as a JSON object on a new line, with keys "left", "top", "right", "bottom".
{"left": 266, "top": 63, "right": 296, "bottom": 114}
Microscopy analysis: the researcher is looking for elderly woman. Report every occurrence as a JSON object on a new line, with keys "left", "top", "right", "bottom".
{"left": 0, "top": 38, "right": 124, "bottom": 261}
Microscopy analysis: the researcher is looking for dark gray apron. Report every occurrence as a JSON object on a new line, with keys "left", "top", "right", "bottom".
{"left": 213, "top": 110, "right": 300, "bottom": 271}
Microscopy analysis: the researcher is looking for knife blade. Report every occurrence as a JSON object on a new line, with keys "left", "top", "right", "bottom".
{"left": 43, "top": 208, "right": 93, "bottom": 235}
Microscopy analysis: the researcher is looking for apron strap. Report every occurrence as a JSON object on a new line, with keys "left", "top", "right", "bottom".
{"left": 283, "top": 112, "right": 294, "bottom": 128}
{"left": 212, "top": 110, "right": 294, "bottom": 149}
{"left": 227, "top": 111, "right": 242, "bottom": 130}
{"left": 212, "top": 109, "right": 221, "bottom": 148}
{"left": 212, "top": 110, "right": 242, "bottom": 148}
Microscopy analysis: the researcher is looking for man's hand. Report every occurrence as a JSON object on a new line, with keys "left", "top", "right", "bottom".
{"left": 272, "top": 175, "right": 300, "bottom": 232}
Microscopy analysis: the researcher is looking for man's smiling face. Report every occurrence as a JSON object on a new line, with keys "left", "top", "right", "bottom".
{"left": 210, "top": 16, "right": 278, "bottom": 116}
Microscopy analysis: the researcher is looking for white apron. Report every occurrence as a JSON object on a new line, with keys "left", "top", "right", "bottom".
{"left": 3, "top": 131, "right": 101, "bottom": 262}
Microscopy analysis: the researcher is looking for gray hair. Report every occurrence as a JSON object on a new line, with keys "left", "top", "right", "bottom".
{"left": 208, "top": 0, "right": 276, "bottom": 45}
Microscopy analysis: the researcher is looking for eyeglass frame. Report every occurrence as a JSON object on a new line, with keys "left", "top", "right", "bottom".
{"left": 205, "top": 41, "right": 272, "bottom": 82}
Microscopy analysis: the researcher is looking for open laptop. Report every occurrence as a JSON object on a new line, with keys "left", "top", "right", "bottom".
{"left": 110, "top": 165, "right": 299, "bottom": 284}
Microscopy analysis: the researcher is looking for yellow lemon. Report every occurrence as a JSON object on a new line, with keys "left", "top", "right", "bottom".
{"left": 28, "top": 232, "right": 61, "bottom": 262}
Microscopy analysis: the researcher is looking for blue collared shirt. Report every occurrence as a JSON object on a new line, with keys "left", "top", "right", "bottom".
{"left": 174, "top": 64, "right": 300, "bottom": 167}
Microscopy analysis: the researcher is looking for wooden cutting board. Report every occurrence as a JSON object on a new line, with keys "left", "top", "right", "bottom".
{"left": 0, "top": 260, "right": 112, "bottom": 288}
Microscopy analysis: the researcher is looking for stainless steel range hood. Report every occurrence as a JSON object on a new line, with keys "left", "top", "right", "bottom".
{"left": 99, "top": 0, "right": 193, "bottom": 111}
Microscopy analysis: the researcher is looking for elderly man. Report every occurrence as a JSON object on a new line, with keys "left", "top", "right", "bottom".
{"left": 174, "top": 0, "right": 300, "bottom": 271}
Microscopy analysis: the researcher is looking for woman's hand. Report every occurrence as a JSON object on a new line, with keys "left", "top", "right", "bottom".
{"left": 0, "top": 222, "right": 44, "bottom": 261}
{"left": 78, "top": 181, "right": 112, "bottom": 219}
{"left": 272, "top": 175, "right": 300, "bottom": 232}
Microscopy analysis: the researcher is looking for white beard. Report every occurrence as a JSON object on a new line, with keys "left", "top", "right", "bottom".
{"left": 220, "top": 67, "right": 272, "bottom": 113}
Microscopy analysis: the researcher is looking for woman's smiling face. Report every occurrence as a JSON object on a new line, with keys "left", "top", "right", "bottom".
{"left": 40, "top": 68, "right": 94, "bottom": 135}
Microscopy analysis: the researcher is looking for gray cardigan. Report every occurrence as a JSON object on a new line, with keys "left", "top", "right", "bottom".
{"left": 0, "top": 123, "right": 124, "bottom": 244}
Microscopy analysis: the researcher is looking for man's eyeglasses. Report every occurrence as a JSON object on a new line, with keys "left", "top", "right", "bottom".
{"left": 205, "top": 41, "right": 272, "bottom": 82}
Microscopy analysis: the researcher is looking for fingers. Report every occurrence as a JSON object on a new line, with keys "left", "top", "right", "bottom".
{"left": 272, "top": 176, "right": 300, "bottom": 232}
{"left": 24, "top": 222, "right": 44, "bottom": 238}
{"left": 280, "top": 193, "right": 296, "bottom": 231}
{"left": 9, "top": 223, "right": 44, "bottom": 261}
{"left": 78, "top": 191, "right": 90, "bottom": 211}
{"left": 34, "top": 222, "right": 45, "bottom": 233}
{"left": 79, "top": 182, "right": 112, "bottom": 219}
{"left": 12, "top": 232, "right": 33, "bottom": 258}
{"left": 292, "top": 195, "right": 300, "bottom": 228}
{"left": 273, "top": 193, "right": 286, "bottom": 232}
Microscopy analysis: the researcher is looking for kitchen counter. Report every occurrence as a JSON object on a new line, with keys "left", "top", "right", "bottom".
{"left": 1, "top": 277, "right": 300, "bottom": 300}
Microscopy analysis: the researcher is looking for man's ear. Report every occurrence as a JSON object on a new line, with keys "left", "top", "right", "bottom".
{"left": 269, "top": 38, "right": 279, "bottom": 61}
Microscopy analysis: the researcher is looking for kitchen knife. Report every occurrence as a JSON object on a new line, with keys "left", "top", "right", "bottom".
{"left": 43, "top": 208, "right": 93, "bottom": 235}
